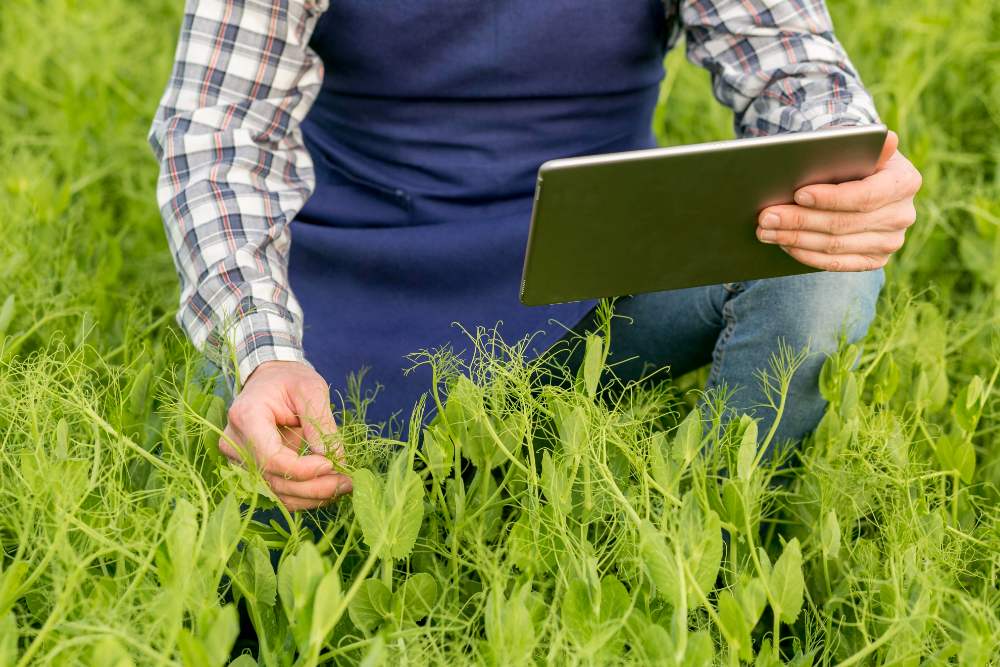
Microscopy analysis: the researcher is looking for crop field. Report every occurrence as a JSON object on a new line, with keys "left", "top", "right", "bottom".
{"left": 1, "top": 0, "right": 998, "bottom": 665}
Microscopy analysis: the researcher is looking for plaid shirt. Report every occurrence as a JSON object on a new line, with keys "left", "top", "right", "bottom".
{"left": 149, "top": 0, "right": 879, "bottom": 384}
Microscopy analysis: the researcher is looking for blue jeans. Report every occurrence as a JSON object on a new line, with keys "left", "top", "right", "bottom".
{"left": 550, "top": 269, "right": 884, "bottom": 452}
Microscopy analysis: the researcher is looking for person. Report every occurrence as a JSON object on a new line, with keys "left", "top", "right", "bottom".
{"left": 149, "top": 0, "right": 921, "bottom": 513}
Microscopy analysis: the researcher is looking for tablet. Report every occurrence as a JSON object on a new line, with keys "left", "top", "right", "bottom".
{"left": 519, "top": 124, "right": 887, "bottom": 306}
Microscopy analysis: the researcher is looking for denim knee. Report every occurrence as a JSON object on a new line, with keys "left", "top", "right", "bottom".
{"left": 739, "top": 269, "right": 884, "bottom": 358}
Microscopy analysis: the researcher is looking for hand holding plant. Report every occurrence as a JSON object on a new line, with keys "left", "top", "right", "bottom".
{"left": 217, "top": 360, "right": 352, "bottom": 511}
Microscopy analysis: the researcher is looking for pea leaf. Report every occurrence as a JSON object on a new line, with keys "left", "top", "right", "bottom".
{"left": 199, "top": 493, "right": 238, "bottom": 570}
{"left": 202, "top": 604, "right": 239, "bottom": 667}
{"left": 236, "top": 535, "right": 276, "bottom": 609}
{"left": 445, "top": 375, "right": 502, "bottom": 470}
{"left": 277, "top": 542, "right": 325, "bottom": 636}
{"left": 396, "top": 572, "right": 439, "bottom": 622}
{"left": 638, "top": 519, "right": 681, "bottom": 608}
{"left": 770, "top": 538, "right": 805, "bottom": 624}
{"left": 352, "top": 453, "right": 425, "bottom": 560}
{"left": 934, "top": 434, "right": 977, "bottom": 484}
{"left": 423, "top": 425, "right": 453, "bottom": 483}
{"left": 736, "top": 577, "right": 767, "bottom": 628}
{"left": 737, "top": 417, "right": 758, "bottom": 481}
{"left": 165, "top": 498, "right": 197, "bottom": 581}
{"left": 541, "top": 451, "right": 572, "bottom": 516}
{"left": 485, "top": 583, "right": 537, "bottom": 666}
{"left": 562, "top": 575, "right": 630, "bottom": 651}
{"left": 552, "top": 401, "right": 588, "bottom": 458}
{"left": 348, "top": 578, "right": 392, "bottom": 632}
{"left": 717, "top": 589, "right": 751, "bottom": 662}
{"left": 582, "top": 334, "right": 604, "bottom": 399}
{"left": 671, "top": 408, "right": 703, "bottom": 466}
{"left": 309, "top": 568, "right": 344, "bottom": 647}
{"left": 820, "top": 510, "right": 840, "bottom": 560}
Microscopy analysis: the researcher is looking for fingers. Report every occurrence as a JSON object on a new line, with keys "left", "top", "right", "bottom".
{"left": 758, "top": 227, "right": 906, "bottom": 255}
{"left": 779, "top": 246, "right": 890, "bottom": 272}
{"left": 225, "top": 402, "right": 334, "bottom": 481}
{"left": 759, "top": 199, "right": 916, "bottom": 235}
{"left": 264, "top": 471, "right": 353, "bottom": 501}
{"left": 795, "top": 162, "right": 921, "bottom": 213}
{"left": 289, "top": 383, "right": 342, "bottom": 461}
{"left": 793, "top": 135, "right": 921, "bottom": 214}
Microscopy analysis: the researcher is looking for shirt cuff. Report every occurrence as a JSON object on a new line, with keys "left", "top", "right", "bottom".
{"left": 209, "top": 307, "right": 312, "bottom": 389}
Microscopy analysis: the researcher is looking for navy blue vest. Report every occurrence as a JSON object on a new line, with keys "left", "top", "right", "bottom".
{"left": 290, "top": 1, "right": 669, "bottom": 427}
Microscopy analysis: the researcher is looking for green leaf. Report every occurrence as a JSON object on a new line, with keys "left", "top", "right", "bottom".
{"left": 685, "top": 630, "right": 715, "bottom": 666}
{"left": 348, "top": 578, "right": 392, "bottom": 632}
{"left": 639, "top": 497, "right": 722, "bottom": 610}
{"left": 770, "top": 538, "right": 805, "bottom": 624}
{"left": 383, "top": 453, "right": 425, "bottom": 559}
{"left": 561, "top": 575, "right": 630, "bottom": 651}
{"left": 736, "top": 578, "right": 767, "bottom": 629}
{"left": 820, "top": 510, "right": 841, "bottom": 560}
{"left": 309, "top": 568, "right": 344, "bottom": 648}
{"left": 554, "top": 402, "right": 588, "bottom": 458}
{"left": 935, "top": 434, "right": 977, "bottom": 484}
{"left": 754, "top": 639, "right": 782, "bottom": 667}
{"left": 736, "top": 417, "right": 758, "bottom": 481}
{"left": 445, "top": 375, "right": 502, "bottom": 469}
{"left": 177, "top": 630, "right": 212, "bottom": 667}
{"left": 237, "top": 536, "right": 277, "bottom": 608}
{"left": 423, "top": 425, "right": 453, "bottom": 483}
{"left": 583, "top": 333, "right": 604, "bottom": 399}
{"left": 351, "top": 468, "right": 385, "bottom": 553}
{"left": 277, "top": 542, "right": 325, "bottom": 635}
{"left": 648, "top": 432, "right": 678, "bottom": 494}
{"left": 202, "top": 604, "right": 239, "bottom": 667}
{"left": 200, "top": 494, "right": 238, "bottom": 570}
{"left": 721, "top": 480, "right": 746, "bottom": 530}
{"left": 353, "top": 453, "right": 425, "bottom": 560}
{"left": 637, "top": 623, "right": 675, "bottom": 664}
{"left": 839, "top": 372, "right": 859, "bottom": 420}
{"left": 485, "top": 583, "right": 537, "bottom": 666}
{"left": 638, "top": 519, "right": 681, "bottom": 608}
{"left": 671, "top": 408, "right": 703, "bottom": 466}
{"left": 818, "top": 354, "right": 839, "bottom": 403}
{"left": 396, "top": 572, "right": 439, "bottom": 623}
{"left": 129, "top": 361, "right": 155, "bottom": 417}
{"left": 717, "top": 589, "right": 751, "bottom": 662}
{"left": 541, "top": 451, "right": 572, "bottom": 516}
{"left": 951, "top": 377, "right": 984, "bottom": 433}
{"left": 165, "top": 498, "right": 198, "bottom": 580}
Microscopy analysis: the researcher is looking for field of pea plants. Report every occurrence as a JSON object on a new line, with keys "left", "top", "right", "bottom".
{"left": 1, "top": 0, "right": 998, "bottom": 665}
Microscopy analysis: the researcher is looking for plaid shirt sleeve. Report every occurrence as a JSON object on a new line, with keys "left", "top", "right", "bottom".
{"left": 148, "top": 0, "right": 328, "bottom": 385}
{"left": 676, "top": 0, "right": 880, "bottom": 137}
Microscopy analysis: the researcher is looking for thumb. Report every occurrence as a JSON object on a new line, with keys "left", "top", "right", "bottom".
{"left": 875, "top": 129, "right": 899, "bottom": 171}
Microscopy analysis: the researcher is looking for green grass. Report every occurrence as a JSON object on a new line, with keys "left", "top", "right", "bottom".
{"left": 0, "top": 0, "right": 997, "bottom": 665}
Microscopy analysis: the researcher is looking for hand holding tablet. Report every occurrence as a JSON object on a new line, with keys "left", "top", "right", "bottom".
{"left": 520, "top": 125, "right": 920, "bottom": 306}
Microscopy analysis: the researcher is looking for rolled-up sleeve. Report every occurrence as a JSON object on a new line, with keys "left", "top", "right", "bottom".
{"left": 679, "top": 0, "right": 880, "bottom": 137}
{"left": 148, "top": 0, "right": 328, "bottom": 385}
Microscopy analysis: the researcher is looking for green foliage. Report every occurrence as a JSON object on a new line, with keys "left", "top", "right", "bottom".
{"left": 0, "top": 0, "right": 997, "bottom": 664}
